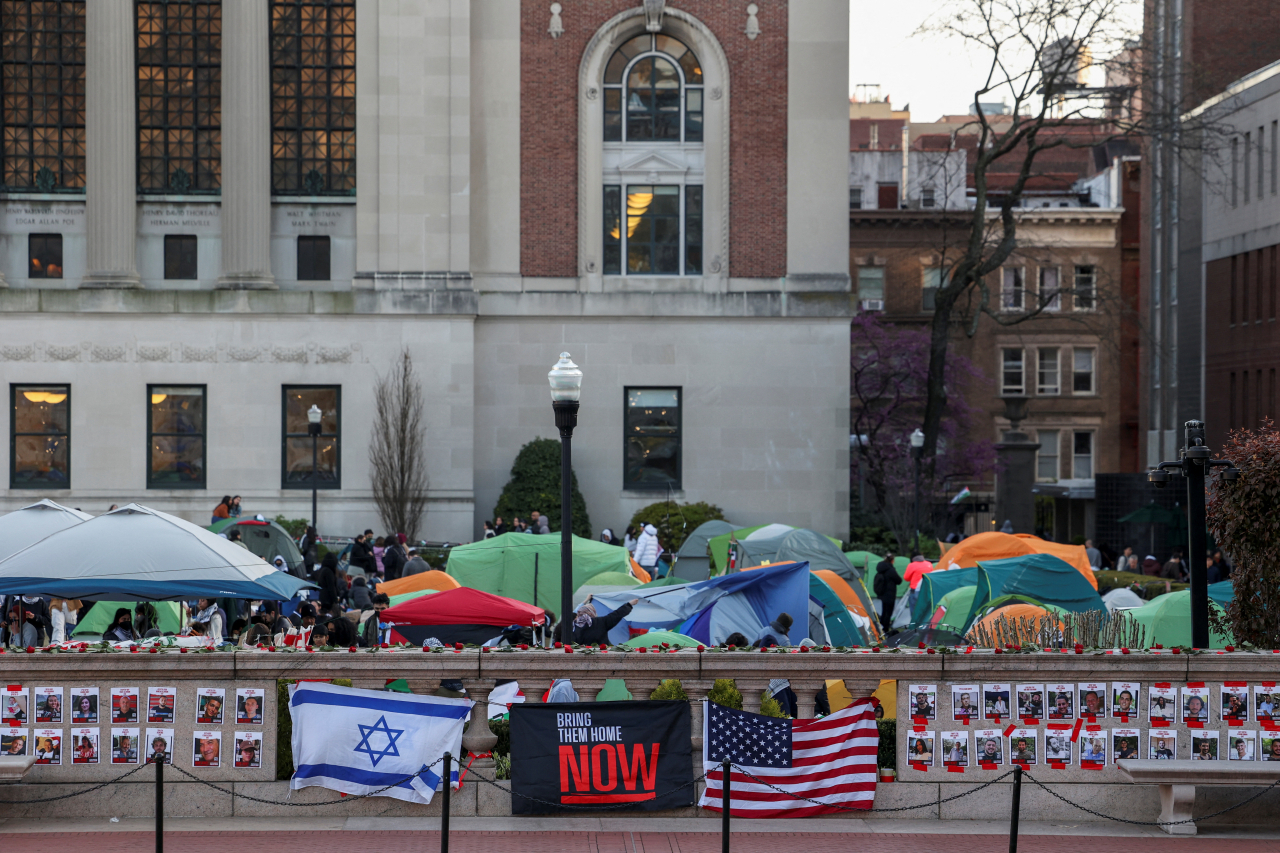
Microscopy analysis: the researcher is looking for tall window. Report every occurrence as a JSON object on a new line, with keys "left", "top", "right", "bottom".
{"left": 1073, "top": 265, "right": 1096, "bottom": 311}
{"left": 10, "top": 385, "right": 69, "bottom": 488}
{"left": 147, "top": 385, "right": 205, "bottom": 488}
{"left": 1072, "top": 348, "right": 1096, "bottom": 394}
{"left": 282, "top": 386, "right": 339, "bottom": 488}
{"left": 858, "top": 267, "right": 885, "bottom": 309}
{"left": 1038, "top": 266, "right": 1060, "bottom": 311}
{"left": 603, "top": 184, "right": 702, "bottom": 275}
{"left": 1, "top": 1, "right": 85, "bottom": 192}
{"left": 1001, "top": 348, "right": 1025, "bottom": 395}
{"left": 849, "top": 187, "right": 863, "bottom": 209}
{"left": 1072, "top": 431, "right": 1093, "bottom": 479}
{"left": 1001, "top": 267, "right": 1025, "bottom": 311}
{"left": 603, "top": 34, "right": 701, "bottom": 143}
{"left": 1036, "top": 429, "right": 1059, "bottom": 482}
{"left": 270, "top": 0, "right": 355, "bottom": 195}
{"left": 137, "top": 1, "right": 222, "bottom": 193}
{"left": 1037, "top": 348, "right": 1060, "bottom": 395}
{"left": 624, "top": 387, "right": 681, "bottom": 490}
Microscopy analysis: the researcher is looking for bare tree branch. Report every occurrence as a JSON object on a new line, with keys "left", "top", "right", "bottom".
{"left": 368, "top": 348, "right": 429, "bottom": 540}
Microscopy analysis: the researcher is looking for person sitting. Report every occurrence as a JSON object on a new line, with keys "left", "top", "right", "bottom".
{"left": 359, "top": 594, "right": 391, "bottom": 647}
{"left": 103, "top": 607, "right": 136, "bottom": 643}
{"left": 570, "top": 594, "right": 638, "bottom": 645}
{"left": 722, "top": 632, "right": 749, "bottom": 648}
{"left": 752, "top": 612, "right": 794, "bottom": 648}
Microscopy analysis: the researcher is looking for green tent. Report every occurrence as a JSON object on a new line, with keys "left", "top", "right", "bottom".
{"left": 933, "top": 585, "right": 977, "bottom": 631}
{"left": 912, "top": 567, "right": 979, "bottom": 625}
{"left": 74, "top": 601, "right": 183, "bottom": 636}
{"left": 1122, "top": 590, "right": 1232, "bottom": 648}
{"left": 847, "top": 552, "right": 910, "bottom": 596}
{"left": 622, "top": 630, "right": 702, "bottom": 649}
{"left": 445, "top": 532, "right": 635, "bottom": 615}
{"left": 389, "top": 588, "right": 438, "bottom": 607}
{"left": 709, "top": 525, "right": 768, "bottom": 573}
{"left": 810, "top": 573, "right": 864, "bottom": 646}
{"left": 573, "top": 571, "right": 642, "bottom": 608}
{"left": 595, "top": 679, "right": 634, "bottom": 701}
{"left": 964, "top": 554, "right": 1106, "bottom": 631}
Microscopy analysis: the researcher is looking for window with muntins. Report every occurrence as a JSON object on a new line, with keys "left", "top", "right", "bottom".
{"left": 1073, "top": 348, "right": 1095, "bottom": 394}
{"left": 1037, "top": 348, "right": 1060, "bottom": 395}
{"left": 624, "top": 387, "right": 681, "bottom": 490}
{"left": 1001, "top": 348, "right": 1025, "bottom": 395}
{"left": 147, "top": 385, "right": 205, "bottom": 488}
{"left": 1036, "top": 429, "right": 1059, "bottom": 481}
{"left": 10, "top": 384, "right": 69, "bottom": 488}
{"left": 1, "top": 0, "right": 85, "bottom": 192}
{"left": 282, "top": 385, "right": 339, "bottom": 488}
{"left": 28, "top": 233, "right": 62, "bottom": 278}
{"left": 603, "top": 34, "right": 701, "bottom": 143}
{"left": 1072, "top": 431, "right": 1093, "bottom": 479}
{"left": 603, "top": 184, "right": 702, "bottom": 275}
{"left": 858, "top": 267, "right": 885, "bottom": 309}
{"left": 1073, "top": 265, "right": 1096, "bottom": 311}
{"left": 1002, "top": 267, "right": 1024, "bottom": 311}
{"left": 137, "top": 1, "right": 222, "bottom": 193}
{"left": 270, "top": 0, "right": 355, "bottom": 195}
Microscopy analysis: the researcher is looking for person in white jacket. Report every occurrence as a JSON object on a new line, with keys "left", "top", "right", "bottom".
{"left": 633, "top": 524, "right": 661, "bottom": 573}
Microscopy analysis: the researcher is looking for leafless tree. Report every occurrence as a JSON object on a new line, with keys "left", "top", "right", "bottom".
{"left": 369, "top": 348, "right": 428, "bottom": 540}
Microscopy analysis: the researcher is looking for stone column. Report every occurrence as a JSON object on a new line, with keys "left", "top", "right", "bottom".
{"left": 218, "top": 0, "right": 275, "bottom": 289}
{"left": 684, "top": 680, "right": 711, "bottom": 751}
{"left": 738, "top": 680, "right": 769, "bottom": 714}
{"left": 82, "top": 0, "right": 140, "bottom": 288}
{"left": 794, "top": 681, "right": 824, "bottom": 720}
{"left": 461, "top": 684, "right": 498, "bottom": 770}
{"left": 575, "top": 681, "right": 604, "bottom": 703}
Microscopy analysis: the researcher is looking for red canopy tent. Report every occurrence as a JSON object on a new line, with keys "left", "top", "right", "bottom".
{"left": 382, "top": 587, "right": 546, "bottom": 646}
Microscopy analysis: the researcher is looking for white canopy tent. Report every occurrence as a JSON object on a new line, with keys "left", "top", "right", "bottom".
{"left": 0, "top": 499, "right": 92, "bottom": 560}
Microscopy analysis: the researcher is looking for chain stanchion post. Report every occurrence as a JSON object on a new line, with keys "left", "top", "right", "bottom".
{"left": 1009, "top": 764, "right": 1022, "bottom": 853}
{"left": 154, "top": 757, "right": 163, "bottom": 853}
{"left": 722, "top": 758, "right": 731, "bottom": 853}
{"left": 441, "top": 752, "right": 451, "bottom": 853}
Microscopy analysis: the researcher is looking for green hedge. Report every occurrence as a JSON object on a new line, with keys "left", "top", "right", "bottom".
{"left": 877, "top": 718, "right": 896, "bottom": 770}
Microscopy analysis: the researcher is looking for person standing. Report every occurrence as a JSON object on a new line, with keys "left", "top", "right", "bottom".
{"left": 494, "top": 517, "right": 507, "bottom": 536}
{"left": 382, "top": 534, "right": 407, "bottom": 581}
{"left": 529, "top": 511, "right": 544, "bottom": 534}
{"left": 298, "top": 525, "right": 319, "bottom": 572}
{"left": 633, "top": 524, "right": 661, "bottom": 574}
{"left": 315, "top": 554, "right": 341, "bottom": 616}
{"left": 1084, "top": 539, "right": 1101, "bottom": 570}
{"left": 872, "top": 554, "right": 902, "bottom": 629}
{"left": 1205, "top": 553, "right": 1222, "bottom": 585}
{"left": 623, "top": 526, "right": 639, "bottom": 554}
{"left": 903, "top": 554, "right": 934, "bottom": 610}
{"left": 403, "top": 549, "right": 430, "bottom": 576}
{"left": 483, "top": 521, "right": 496, "bottom": 539}
{"left": 350, "top": 533, "right": 375, "bottom": 577}
{"left": 1161, "top": 549, "right": 1186, "bottom": 582}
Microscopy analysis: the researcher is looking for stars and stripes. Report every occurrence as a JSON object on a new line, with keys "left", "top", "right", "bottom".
{"left": 700, "top": 699, "right": 879, "bottom": 817}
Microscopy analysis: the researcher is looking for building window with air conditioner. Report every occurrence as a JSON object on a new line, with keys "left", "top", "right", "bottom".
{"left": 857, "top": 267, "right": 885, "bottom": 312}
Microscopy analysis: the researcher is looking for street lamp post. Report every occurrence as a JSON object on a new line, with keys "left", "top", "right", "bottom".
{"left": 306, "top": 404, "right": 322, "bottom": 529}
{"left": 548, "top": 353, "right": 583, "bottom": 643}
{"left": 1148, "top": 420, "right": 1239, "bottom": 648}
{"left": 910, "top": 429, "right": 925, "bottom": 556}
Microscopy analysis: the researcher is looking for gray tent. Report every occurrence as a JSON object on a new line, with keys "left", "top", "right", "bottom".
{"left": 774, "top": 528, "right": 859, "bottom": 580}
{"left": 669, "top": 519, "right": 734, "bottom": 581}
{"left": 0, "top": 499, "right": 92, "bottom": 560}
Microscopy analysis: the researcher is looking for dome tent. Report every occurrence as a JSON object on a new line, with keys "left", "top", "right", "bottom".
{"left": 0, "top": 499, "right": 91, "bottom": 560}
{"left": 962, "top": 554, "right": 1105, "bottom": 632}
{"left": 670, "top": 519, "right": 734, "bottom": 581}
{"left": 208, "top": 517, "right": 306, "bottom": 576}
{"left": 382, "top": 586, "right": 546, "bottom": 646}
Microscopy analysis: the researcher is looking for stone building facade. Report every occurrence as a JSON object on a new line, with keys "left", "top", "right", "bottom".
{"left": 0, "top": 0, "right": 853, "bottom": 542}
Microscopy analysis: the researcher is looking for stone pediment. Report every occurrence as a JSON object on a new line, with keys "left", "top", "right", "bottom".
{"left": 617, "top": 151, "right": 690, "bottom": 181}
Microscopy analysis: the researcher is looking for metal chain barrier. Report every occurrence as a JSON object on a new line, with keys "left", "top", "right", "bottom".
{"left": 0, "top": 759, "right": 154, "bottom": 803}
{"left": 724, "top": 763, "right": 1016, "bottom": 812}
{"left": 1021, "top": 770, "right": 1280, "bottom": 827}
{"left": 163, "top": 757, "right": 446, "bottom": 807}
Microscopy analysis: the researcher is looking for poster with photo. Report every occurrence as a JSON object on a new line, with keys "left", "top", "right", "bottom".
{"left": 1112, "top": 728, "right": 1141, "bottom": 761}
{"left": 235, "top": 688, "right": 266, "bottom": 725}
{"left": 2, "top": 686, "right": 27, "bottom": 724}
{"left": 907, "top": 731, "right": 935, "bottom": 766}
{"left": 233, "top": 732, "right": 262, "bottom": 768}
{"left": 110, "top": 687, "right": 139, "bottom": 724}
{"left": 145, "top": 728, "right": 174, "bottom": 765}
{"left": 983, "top": 683, "right": 1011, "bottom": 720}
{"left": 1008, "top": 728, "right": 1038, "bottom": 766}
{"left": 1182, "top": 686, "right": 1210, "bottom": 723}
{"left": 1047, "top": 684, "right": 1074, "bottom": 720}
{"left": 71, "top": 728, "right": 99, "bottom": 764}
{"left": 33, "top": 687, "right": 62, "bottom": 724}
{"left": 2, "top": 726, "right": 28, "bottom": 756}
{"left": 196, "top": 688, "right": 225, "bottom": 725}
{"left": 70, "top": 687, "right": 99, "bottom": 724}
{"left": 1112, "top": 682, "right": 1141, "bottom": 721}
{"left": 1228, "top": 729, "right": 1257, "bottom": 761}
{"left": 1045, "top": 731, "right": 1074, "bottom": 765}
{"left": 148, "top": 687, "right": 177, "bottom": 724}
{"left": 1016, "top": 683, "right": 1045, "bottom": 720}
{"left": 1080, "top": 730, "right": 1108, "bottom": 766}
{"left": 193, "top": 730, "right": 221, "bottom": 767}
{"left": 1079, "top": 682, "right": 1108, "bottom": 720}
{"left": 974, "top": 729, "right": 1003, "bottom": 766}
{"left": 1222, "top": 686, "right": 1250, "bottom": 723}
{"left": 952, "top": 685, "right": 980, "bottom": 721}
{"left": 1191, "top": 731, "right": 1220, "bottom": 760}
{"left": 1254, "top": 684, "right": 1278, "bottom": 723}
{"left": 941, "top": 731, "right": 969, "bottom": 767}
{"left": 1149, "top": 728, "right": 1177, "bottom": 760}
{"left": 33, "top": 729, "right": 61, "bottom": 765}
{"left": 907, "top": 685, "right": 937, "bottom": 721}
{"left": 1148, "top": 686, "right": 1178, "bottom": 723}
{"left": 1261, "top": 734, "right": 1280, "bottom": 761}
{"left": 111, "top": 727, "right": 139, "bottom": 764}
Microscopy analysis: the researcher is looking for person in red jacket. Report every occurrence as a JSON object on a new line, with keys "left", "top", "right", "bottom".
{"left": 903, "top": 554, "right": 934, "bottom": 609}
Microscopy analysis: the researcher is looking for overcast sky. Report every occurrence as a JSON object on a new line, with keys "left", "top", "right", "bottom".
{"left": 848, "top": 0, "right": 989, "bottom": 121}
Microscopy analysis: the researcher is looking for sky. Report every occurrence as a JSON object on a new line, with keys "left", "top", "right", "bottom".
{"left": 848, "top": 0, "right": 989, "bottom": 121}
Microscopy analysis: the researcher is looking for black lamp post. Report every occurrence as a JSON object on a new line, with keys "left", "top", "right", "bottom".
{"left": 1148, "top": 420, "right": 1239, "bottom": 648}
{"left": 307, "top": 404, "right": 322, "bottom": 528}
{"left": 910, "top": 428, "right": 925, "bottom": 555}
{"left": 548, "top": 353, "right": 583, "bottom": 643}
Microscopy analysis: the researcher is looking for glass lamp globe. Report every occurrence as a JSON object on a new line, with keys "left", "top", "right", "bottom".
{"left": 307, "top": 404, "right": 322, "bottom": 425}
{"left": 548, "top": 352, "right": 583, "bottom": 402}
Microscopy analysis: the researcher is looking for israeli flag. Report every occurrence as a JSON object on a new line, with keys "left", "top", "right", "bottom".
{"left": 289, "top": 681, "right": 470, "bottom": 804}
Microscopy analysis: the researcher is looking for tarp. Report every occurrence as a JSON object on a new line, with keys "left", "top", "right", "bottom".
{"left": 589, "top": 561, "right": 812, "bottom": 646}
{"left": 208, "top": 517, "right": 305, "bottom": 576}
{"left": 382, "top": 587, "right": 546, "bottom": 638}
{"left": 444, "top": 532, "right": 635, "bottom": 614}
{"left": 911, "top": 567, "right": 980, "bottom": 625}
{"left": 376, "top": 570, "right": 461, "bottom": 598}
{"left": 965, "top": 554, "right": 1105, "bottom": 631}
{"left": 938, "top": 532, "right": 1098, "bottom": 590}
{"left": 0, "top": 499, "right": 91, "bottom": 560}
{"left": 73, "top": 601, "right": 183, "bottom": 636}
{"left": 1120, "top": 590, "right": 1233, "bottom": 649}
{"left": 621, "top": 630, "right": 702, "bottom": 649}
{"left": 0, "top": 504, "right": 316, "bottom": 601}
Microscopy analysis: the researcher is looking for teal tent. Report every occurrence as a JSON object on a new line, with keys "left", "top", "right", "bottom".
{"left": 1208, "top": 580, "right": 1234, "bottom": 608}
{"left": 964, "top": 554, "right": 1106, "bottom": 631}
{"left": 622, "top": 630, "right": 702, "bottom": 649}
{"left": 809, "top": 572, "right": 864, "bottom": 646}
{"left": 671, "top": 520, "right": 734, "bottom": 581}
{"left": 912, "top": 567, "right": 979, "bottom": 626}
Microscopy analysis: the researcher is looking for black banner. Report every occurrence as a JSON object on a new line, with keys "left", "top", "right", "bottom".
{"left": 509, "top": 700, "right": 693, "bottom": 814}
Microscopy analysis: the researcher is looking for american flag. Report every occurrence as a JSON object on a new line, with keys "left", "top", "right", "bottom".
{"left": 699, "top": 699, "right": 878, "bottom": 817}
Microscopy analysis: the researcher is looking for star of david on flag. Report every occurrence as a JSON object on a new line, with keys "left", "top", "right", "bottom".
{"left": 289, "top": 681, "right": 470, "bottom": 804}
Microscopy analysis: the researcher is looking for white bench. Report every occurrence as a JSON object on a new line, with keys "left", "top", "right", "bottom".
{"left": 1116, "top": 759, "right": 1280, "bottom": 835}
{"left": 0, "top": 755, "right": 36, "bottom": 783}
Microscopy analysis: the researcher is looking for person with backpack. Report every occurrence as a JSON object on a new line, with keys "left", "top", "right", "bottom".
{"left": 872, "top": 554, "right": 902, "bottom": 629}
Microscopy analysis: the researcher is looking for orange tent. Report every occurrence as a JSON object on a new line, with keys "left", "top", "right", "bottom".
{"left": 937, "top": 531, "right": 1097, "bottom": 590}
{"left": 812, "top": 569, "right": 873, "bottom": 622}
{"left": 969, "top": 602, "right": 1062, "bottom": 637}
{"left": 376, "top": 569, "right": 461, "bottom": 598}
{"left": 629, "top": 557, "right": 651, "bottom": 584}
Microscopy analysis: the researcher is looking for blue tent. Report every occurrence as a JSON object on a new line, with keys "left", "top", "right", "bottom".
{"left": 1208, "top": 580, "right": 1234, "bottom": 608}
{"left": 589, "top": 561, "right": 812, "bottom": 646}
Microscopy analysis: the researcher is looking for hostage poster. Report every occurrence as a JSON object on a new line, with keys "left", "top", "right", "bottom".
{"left": 509, "top": 701, "right": 692, "bottom": 814}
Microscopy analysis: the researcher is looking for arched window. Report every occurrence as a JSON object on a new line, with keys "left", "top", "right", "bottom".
{"left": 603, "top": 34, "right": 702, "bottom": 143}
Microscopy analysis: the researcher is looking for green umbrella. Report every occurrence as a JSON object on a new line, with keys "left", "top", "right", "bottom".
{"left": 621, "top": 630, "right": 702, "bottom": 649}
{"left": 1118, "top": 502, "right": 1179, "bottom": 526}
{"left": 1123, "top": 590, "right": 1233, "bottom": 649}
{"left": 74, "top": 601, "right": 183, "bottom": 636}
